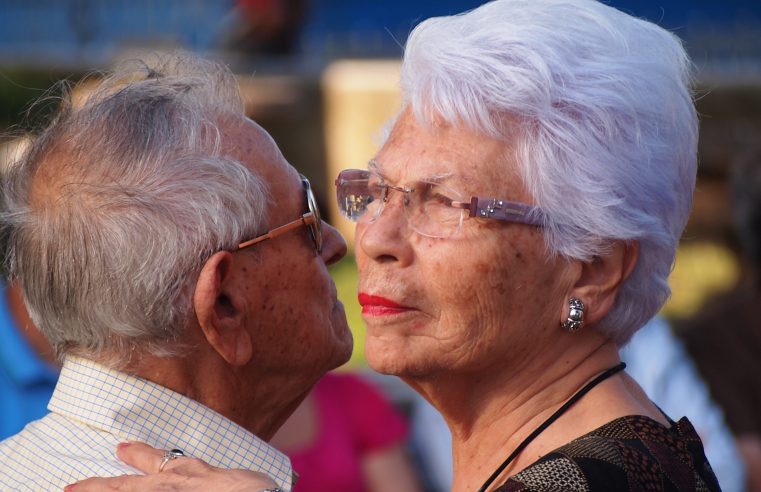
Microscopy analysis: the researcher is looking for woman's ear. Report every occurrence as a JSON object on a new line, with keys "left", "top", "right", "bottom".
{"left": 193, "top": 251, "right": 253, "bottom": 366}
{"left": 567, "top": 241, "right": 639, "bottom": 326}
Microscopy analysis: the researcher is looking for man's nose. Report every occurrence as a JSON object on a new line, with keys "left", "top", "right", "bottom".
{"left": 321, "top": 221, "right": 348, "bottom": 266}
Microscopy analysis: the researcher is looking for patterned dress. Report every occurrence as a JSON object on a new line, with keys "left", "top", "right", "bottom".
{"left": 496, "top": 416, "right": 721, "bottom": 491}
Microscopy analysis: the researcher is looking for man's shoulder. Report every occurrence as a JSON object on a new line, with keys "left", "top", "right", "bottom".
{"left": 0, "top": 412, "right": 137, "bottom": 489}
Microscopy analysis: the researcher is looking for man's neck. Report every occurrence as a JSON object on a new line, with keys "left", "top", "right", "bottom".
{"left": 408, "top": 338, "right": 632, "bottom": 491}
{"left": 131, "top": 347, "right": 314, "bottom": 441}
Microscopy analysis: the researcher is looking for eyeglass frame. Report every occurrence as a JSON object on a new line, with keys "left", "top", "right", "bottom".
{"left": 334, "top": 168, "right": 543, "bottom": 238}
{"left": 235, "top": 174, "right": 323, "bottom": 253}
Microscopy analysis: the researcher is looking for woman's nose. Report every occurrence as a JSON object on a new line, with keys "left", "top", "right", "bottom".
{"left": 356, "top": 196, "right": 413, "bottom": 266}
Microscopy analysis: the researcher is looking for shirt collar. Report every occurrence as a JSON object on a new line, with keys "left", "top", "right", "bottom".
{"left": 48, "top": 356, "right": 293, "bottom": 490}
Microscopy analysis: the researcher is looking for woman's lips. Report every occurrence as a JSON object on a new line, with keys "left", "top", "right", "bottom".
{"left": 357, "top": 293, "right": 414, "bottom": 316}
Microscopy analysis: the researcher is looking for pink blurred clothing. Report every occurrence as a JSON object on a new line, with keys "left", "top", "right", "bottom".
{"left": 287, "top": 372, "right": 409, "bottom": 492}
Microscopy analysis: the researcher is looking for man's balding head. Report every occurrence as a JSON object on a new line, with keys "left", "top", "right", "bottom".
{"left": 2, "top": 54, "right": 269, "bottom": 367}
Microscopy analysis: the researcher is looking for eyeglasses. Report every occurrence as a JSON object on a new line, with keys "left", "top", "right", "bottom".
{"left": 236, "top": 174, "right": 322, "bottom": 253}
{"left": 335, "top": 168, "right": 543, "bottom": 238}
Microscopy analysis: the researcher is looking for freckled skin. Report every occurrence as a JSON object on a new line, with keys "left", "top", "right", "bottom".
{"left": 356, "top": 109, "right": 576, "bottom": 380}
{"left": 222, "top": 117, "right": 353, "bottom": 379}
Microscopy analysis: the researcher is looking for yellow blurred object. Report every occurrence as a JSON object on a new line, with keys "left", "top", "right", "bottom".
{"left": 663, "top": 241, "right": 740, "bottom": 318}
{"left": 330, "top": 255, "right": 366, "bottom": 369}
{"left": 0, "top": 137, "right": 29, "bottom": 173}
{"left": 322, "top": 59, "right": 402, "bottom": 248}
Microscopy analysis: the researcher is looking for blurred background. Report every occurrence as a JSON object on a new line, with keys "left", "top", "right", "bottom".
{"left": 1, "top": 1, "right": 761, "bottom": 489}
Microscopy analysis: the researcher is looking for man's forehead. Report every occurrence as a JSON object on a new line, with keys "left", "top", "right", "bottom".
{"left": 220, "top": 117, "right": 306, "bottom": 216}
{"left": 221, "top": 117, "right": 285, "bottom": 173}
{"left": 221, "top": 117, "right": 271, "bottom": 149}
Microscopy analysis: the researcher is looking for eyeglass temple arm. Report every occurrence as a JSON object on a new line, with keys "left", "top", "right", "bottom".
{"left": 237, "top": 212, "right": 317, "bottom": 250}
{"left": 451, "top": 197, "right": 543, "bottom": 226}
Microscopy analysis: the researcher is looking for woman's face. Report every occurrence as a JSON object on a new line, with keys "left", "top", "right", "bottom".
{"left": 355, "top": 109, "right": 576, "bottom": 379}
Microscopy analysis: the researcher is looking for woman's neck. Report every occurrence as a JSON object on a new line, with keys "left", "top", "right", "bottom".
{"left": 408, "top": 339, "right": 657, "bottom": 491}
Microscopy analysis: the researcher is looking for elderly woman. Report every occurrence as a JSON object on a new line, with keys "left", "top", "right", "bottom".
{"left": 73, "top": 0, "right": 718, "bottom": 490}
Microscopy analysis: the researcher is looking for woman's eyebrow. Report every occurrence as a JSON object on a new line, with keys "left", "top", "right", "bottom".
{"left": 367, "top": 159, "right": 389, "bottom": 181}
{"left": 368, "top": 159, "right": 457, "bottom": 184}
{"left": 368, "top": 158, "right": 382, "bottom": 174}
{"left": 425, "top": 172, "right": 455, "bottom": 183}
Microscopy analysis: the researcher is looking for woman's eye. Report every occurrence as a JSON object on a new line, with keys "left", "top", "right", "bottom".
{"left": 368, "top": 182, "right": 386, "bottom": 200}
{"left": 421, "top": 184, "right": 453, "bottom": 206}
{"left": 433, "top": 192, "right": 454, "bottom": 206}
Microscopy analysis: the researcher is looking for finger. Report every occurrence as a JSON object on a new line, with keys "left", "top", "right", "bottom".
{"left": 115, "top": 442, "right": 187, "bottom": 474}
{"left": 241, "top": 471, "right": 279, "bottom": 488}
{"left": 66, "top": 475, "right": 135, "bottom": 491}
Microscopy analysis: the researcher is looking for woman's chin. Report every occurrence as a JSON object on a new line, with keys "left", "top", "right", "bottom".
{"left": 362, "top": 338, "right": 395, "bottom": 374}
{"left": 364, "top": 337, "right": 440, "bottom": 378}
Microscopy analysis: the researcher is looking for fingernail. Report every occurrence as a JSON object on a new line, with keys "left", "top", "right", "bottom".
{"left": 116, "top": 442, "right": 131, "bottom": 450}
{"left": 64, "top": 485, "right": 77, "bottom": 491}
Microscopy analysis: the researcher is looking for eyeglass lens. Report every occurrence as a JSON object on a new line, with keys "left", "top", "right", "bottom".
{"left": 335, "top": 170, "right": 465, "bottom": 238}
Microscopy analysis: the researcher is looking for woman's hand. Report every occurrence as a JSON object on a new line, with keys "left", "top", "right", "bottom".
{"left": 67, "top": 442, "right": 280, "bottom": 492}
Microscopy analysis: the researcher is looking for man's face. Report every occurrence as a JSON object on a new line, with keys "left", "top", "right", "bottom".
{"left": 221, "top": 117, "right": 353, "bottom": 378}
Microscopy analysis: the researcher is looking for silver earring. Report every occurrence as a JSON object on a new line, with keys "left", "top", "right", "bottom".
{"left": 561, "top": 298, "right": 585, "bottom": 331}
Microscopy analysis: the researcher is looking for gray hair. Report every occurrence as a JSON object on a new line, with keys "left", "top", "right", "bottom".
{"left": 2, "top": 53, "right": 269, "bottom": 366}
{"left": 400, "top": 0, "right": 698, "bottom": 344}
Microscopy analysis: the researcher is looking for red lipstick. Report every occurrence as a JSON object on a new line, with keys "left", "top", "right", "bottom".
{"left": 358, "top": 293, "right": 413, "bottom": 316}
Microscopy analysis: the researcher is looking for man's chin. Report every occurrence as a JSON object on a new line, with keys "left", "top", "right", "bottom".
{"left": 327, "top": 329, "right": 354, "bottom": 370}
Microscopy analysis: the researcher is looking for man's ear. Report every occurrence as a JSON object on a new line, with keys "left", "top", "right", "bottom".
{"left": 565, "top": 241, "right": 639, "bottom": 326}
{"left": 193, "top": 251, "right": 253, "bottom": 366}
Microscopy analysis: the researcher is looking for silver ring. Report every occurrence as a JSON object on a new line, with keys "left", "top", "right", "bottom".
{"left": 158, "top": 448, "right": 185, "bottom": 472}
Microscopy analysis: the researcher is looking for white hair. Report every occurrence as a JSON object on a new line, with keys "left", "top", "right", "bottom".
{"left": 2, "top": 53, "right": 269, "bottom": 366}
{"left": 400, "top": 0, "right": 698, "bottom": 344}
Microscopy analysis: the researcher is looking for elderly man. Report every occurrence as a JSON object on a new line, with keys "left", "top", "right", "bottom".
{"left": 0, "top": 53, "right": 353, "bottom": 491}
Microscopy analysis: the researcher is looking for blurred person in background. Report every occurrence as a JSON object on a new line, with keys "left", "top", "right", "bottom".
{"left": 0, "top": 281, "right": 58, "bottom": 440}
{"left": 224, "top": 0, "right": 308, "bottom": 55}
{"left": 676, "top": 144, "right": 761, "bottom": 491}
{"left": 74, "top": 0, "right": 719, "bottom": 490}
{"left": 0, "top": 52, "right": 352, "bottom": 491}
{"left": 270, "top": 371, "right": 422, "bottom": 492}
{"left": 1, "top": 156, "right": 59, "bottom": 437}
{"left": 0, "top": 177, "right": 58, "bottom": 440}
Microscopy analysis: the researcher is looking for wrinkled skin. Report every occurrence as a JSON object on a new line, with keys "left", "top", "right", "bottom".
{"left": 68, "top": 442, "right": 277, "bottom": 492}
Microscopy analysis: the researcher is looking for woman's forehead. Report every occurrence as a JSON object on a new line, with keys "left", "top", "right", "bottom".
{"left": 374, "top": 111, "right": 511, "bottom": 185}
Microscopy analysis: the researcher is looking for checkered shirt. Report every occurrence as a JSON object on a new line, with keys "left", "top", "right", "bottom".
{"left": 0, "top": 356, "right": 293, "bottom": 491}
